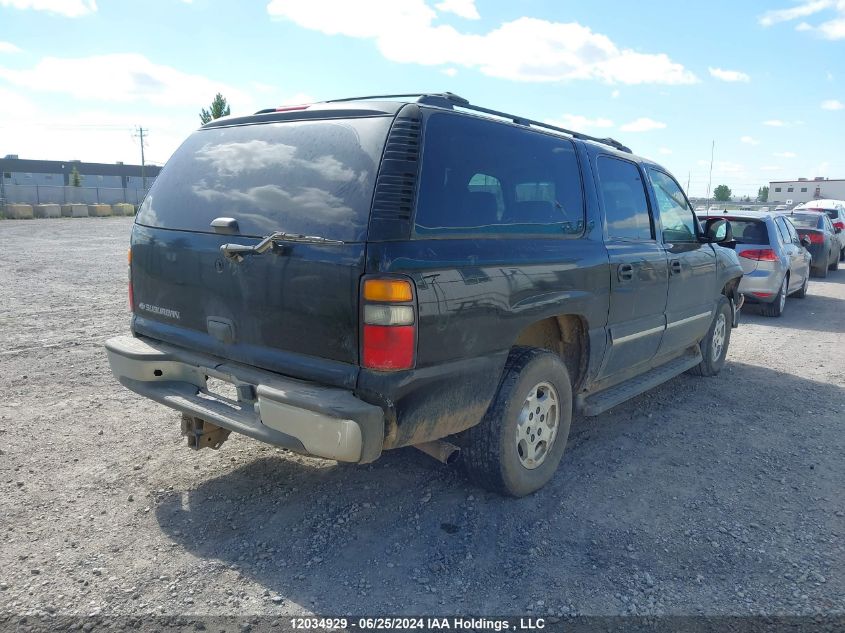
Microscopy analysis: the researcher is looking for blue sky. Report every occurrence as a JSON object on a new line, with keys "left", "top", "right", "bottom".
{"left": 0, "top": 0, "right": 843, "bottom": 197}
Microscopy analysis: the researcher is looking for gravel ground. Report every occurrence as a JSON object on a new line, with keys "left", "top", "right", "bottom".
{"left": 0, "top": 217, "right": 843, "bottom": 621}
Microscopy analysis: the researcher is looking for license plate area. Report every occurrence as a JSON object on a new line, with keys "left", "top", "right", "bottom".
{"left": 198, "top": 374, "right": 256, "bottom": 409}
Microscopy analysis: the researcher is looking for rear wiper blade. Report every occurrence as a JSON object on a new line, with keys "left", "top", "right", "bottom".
{"left": 221, "top": 231, "right": 344, "bottom": 260}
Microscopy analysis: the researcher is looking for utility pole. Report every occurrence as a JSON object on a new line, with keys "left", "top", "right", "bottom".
{"left": 686, "top": 172, "right": 691, "bottom": 195}
{"left": 133, "top": 126, "right": 149, "bottom": 191}
{"left": 705, "top": 140, "right": 715, "bottom": 208}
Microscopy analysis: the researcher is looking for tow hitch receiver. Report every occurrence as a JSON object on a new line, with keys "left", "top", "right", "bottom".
{"left": 181, "top": 414, "right": 231, "bottom": 450}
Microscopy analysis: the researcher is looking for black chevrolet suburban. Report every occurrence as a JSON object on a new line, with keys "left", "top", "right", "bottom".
{"left": 106, "top": 93, "right": 743, "bottom": 497}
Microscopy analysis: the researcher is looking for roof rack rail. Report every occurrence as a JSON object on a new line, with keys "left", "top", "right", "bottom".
{"left": 322, "top": 92, "right": 632, "bottom": 153}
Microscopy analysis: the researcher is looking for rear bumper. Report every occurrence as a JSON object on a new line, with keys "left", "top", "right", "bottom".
{"left": 738, "top": 268, "right": 782, "bottom": 303}
{"left": 104, "top": 335, "right": 385, "bottom": 463}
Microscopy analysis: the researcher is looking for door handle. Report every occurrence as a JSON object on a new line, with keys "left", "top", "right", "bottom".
{"left": 618, "top": 263, "right": 634, "bottom": 282}
{"left": 670, "top": 259, "right": 682, "bottom": 275}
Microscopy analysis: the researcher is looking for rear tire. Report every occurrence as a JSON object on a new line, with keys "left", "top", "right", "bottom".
{"left": 460, "top": 346, "right": 572, "bottom": 498}
{"left": 813, "top": 262, "right": 828, "bottom": 278}
{"left": 830, "top": 253, "right": 839, "bottom": 271}
{"left": 840, "top": 247, "right": 845, "bottom": 262}
{"left": 794, "top": 274, "right": 809, "bottom": 299}
{"left": 688, "top": 297, "right": 732, "bottom": 377}
{"left": 759, "top": 275, "right": 788, "bottom": 317}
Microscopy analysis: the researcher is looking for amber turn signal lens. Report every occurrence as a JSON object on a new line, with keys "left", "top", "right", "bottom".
{"left": 363, "top": 279, "right": 413, "bottom": 302}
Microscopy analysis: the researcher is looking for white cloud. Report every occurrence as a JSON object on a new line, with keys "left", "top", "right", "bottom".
{"left": 619, "top": 117, "right": 666, "bottom": 132}
{"left": 0, "top": 41, "right": 22, "bottom": 54}
{"left": 546, "top": 114, "right": 614, "bottom": 131}
{"left": 740, "top": 135, "right": 760, "bottom": 145}
{"left": 611, "top": 89, "right": 620, "bottom": 99}
{"left": 759, "top": 0, "right": 834, "bottom": 26}
{"left": 266, "top": 1, "right": 698, "bottom": 85}
{"left": 658, "top": 147, "right": 672, "bottom": 155}
{"left": 774, "top": 151, "right": 797, "bottom": 158}
{"left": 760, "top": 0, "right": 845, "bottom": 39}
{"left": 434, "top": 0, "right": 479, "bottom": 19}
{"left": 0, "top": 0, "right": 96, "bottom": 17}
{"left": 760, "top": 165, "right": 783, "bottom": 172}
{"left": 441, "top": 67, "right": 458, "bottom": 76}
{"left": 818, "top": 16, "right": 845, "bottom": 38}
{"left": 708, "top": 67, "right": 751, "bottom": 82}
{"left": 821, "top": 98, "right": 844, "bottom": 109}
{"left": 763, "top": 119, "right": 787, "bottom": 126}
{"left": 0, "top": 54, "right": 251, "bottom": 109}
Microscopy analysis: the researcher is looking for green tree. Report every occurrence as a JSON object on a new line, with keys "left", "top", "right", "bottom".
{"left": 199, "top": 93, "right": 231, "bottom": 124}
{"left": 70, "top": 166, "right": 81, "bottom": 187}
{"left": 757, "top": 185, "right": 769, "bottom": 203}
{"left": 713, "top": 184, "right": 732, "bottom": 202}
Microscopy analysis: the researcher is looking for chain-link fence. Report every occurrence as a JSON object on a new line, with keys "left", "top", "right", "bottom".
{"left": 0, "top": 184, "right": 149, "bottom": 206}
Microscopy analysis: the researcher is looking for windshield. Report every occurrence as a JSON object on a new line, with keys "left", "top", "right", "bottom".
{"left": 136, "top": 117, "right": 393, "bottom": 241}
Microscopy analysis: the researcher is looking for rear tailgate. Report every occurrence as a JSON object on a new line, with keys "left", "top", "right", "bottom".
{"left": 130, "top": 115, "right": 394, "bottom": 388}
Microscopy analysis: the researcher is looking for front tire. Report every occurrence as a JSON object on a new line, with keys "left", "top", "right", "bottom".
{"left": 461, "top": 347, "right": 572, "bottom": 497}
{"left": 689, "top": 297, "right": 732, "bottom": 377}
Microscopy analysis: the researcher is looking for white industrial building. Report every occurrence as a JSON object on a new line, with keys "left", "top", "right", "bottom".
{"left": 769, "top": 177, "right": 845, "bottom": 205}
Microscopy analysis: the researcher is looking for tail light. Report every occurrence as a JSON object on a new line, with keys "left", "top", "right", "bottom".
{"left": 127, "top": 247, "right": 134, "bottom": 311}
{"left": 361, "top": 278, "right": 416, "bottom": 371}
{"left": 802, "top": 232, "right": 824, "bottom": 244}
{"left": 833, "top": 221, "right": 844, "bottom": 231}
{"left": 739, "top": 248, "right": 778, "bottom": 261}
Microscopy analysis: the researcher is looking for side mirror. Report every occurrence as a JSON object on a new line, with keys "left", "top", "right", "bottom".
{"left": 801, "top": 236, "right": 811, "bottom": 249}
{"left": 704, "top": 218, "right": 732, "bottom": 243}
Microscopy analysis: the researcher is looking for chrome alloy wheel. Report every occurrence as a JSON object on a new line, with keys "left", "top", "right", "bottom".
{"left": 712, "top": 312, "right": 727, "bottom": 361}
{"left": 515, "top": 381, "right": 559, "bottom": 470}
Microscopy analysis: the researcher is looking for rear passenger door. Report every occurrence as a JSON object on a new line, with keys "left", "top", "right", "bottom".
{"left": 777, "top": 217, "right": 807, "bottom": 292}
{"left": 646, "top": 168, "right": 717, "bottom": 357}
{"left": 595, "top": 156, "right": 668, "bottom": 379}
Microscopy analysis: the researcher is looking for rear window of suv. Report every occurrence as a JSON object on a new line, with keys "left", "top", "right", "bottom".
{"left": 414, "top": 113, "right": 584, "bottom": 237}
{"left": 136, "top": 117, "right": 392, "bottom": 241}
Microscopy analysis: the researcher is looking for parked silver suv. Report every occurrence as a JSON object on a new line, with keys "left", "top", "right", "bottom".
{"left": 698, "top": 211, "right": 811, "bottom": 317}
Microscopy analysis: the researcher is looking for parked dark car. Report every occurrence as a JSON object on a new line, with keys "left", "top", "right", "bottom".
{"left": 793, "top": 200, "right": 845, "bottom": 261}
{"left": 781, "top": 210, "right": 840, "bottom": 277}
{"left": 105, "top": 93, "right": 743, "bottom": 496}
{"left": 697, "top": 211, "right": 811, "bottom": 316}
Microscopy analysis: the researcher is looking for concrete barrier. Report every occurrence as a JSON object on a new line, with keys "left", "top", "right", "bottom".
{"left": 6, "top": 204, "right": 34, "bottom": 219}
{"left": 88, "top": 204, "right": 113, "bottom": 217}
{"left": 61, "top": 204, "right": 89, "bottom": 217}
{"left": 112, "top": 203, "right": 135, "bottom": 216}
{"left": 34, "top": 204, "right": 62, "bottom": 219}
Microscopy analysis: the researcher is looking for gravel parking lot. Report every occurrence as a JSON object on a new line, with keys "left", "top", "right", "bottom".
{"left": 1, "top": 218, "right": 843, "bottom": 621}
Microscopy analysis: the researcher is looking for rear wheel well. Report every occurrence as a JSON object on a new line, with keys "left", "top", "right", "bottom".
{"left": 512, "top": 315, "right": 588, "bottom": 390}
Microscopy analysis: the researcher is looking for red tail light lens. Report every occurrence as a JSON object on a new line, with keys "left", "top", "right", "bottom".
{"left": 361, "top": 276, "right": 416, "bottom": 371}
{"left": 739, "top": 248, "right": 778, "bottom": 261}
{"left": 803, "top": 232, "right": 824, "bottom": 244}
{"left": 362, "top": 325, "right": 415, "bottom": 370}
{"left": 834, "top": 221, "right": 844, "bottom": 231}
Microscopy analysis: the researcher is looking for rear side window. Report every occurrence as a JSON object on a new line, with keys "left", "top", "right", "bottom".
{"left": 136, "top": 117, "right": 392, "bottom": 241}
{"left": 783, "top": 218, "right": 800, "bottom": 242}
{"left": 596, "top": 157, "right": 653, "bottom": 241}
{"left": 414, "top": 113, "right": 584, "bottom": 237}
